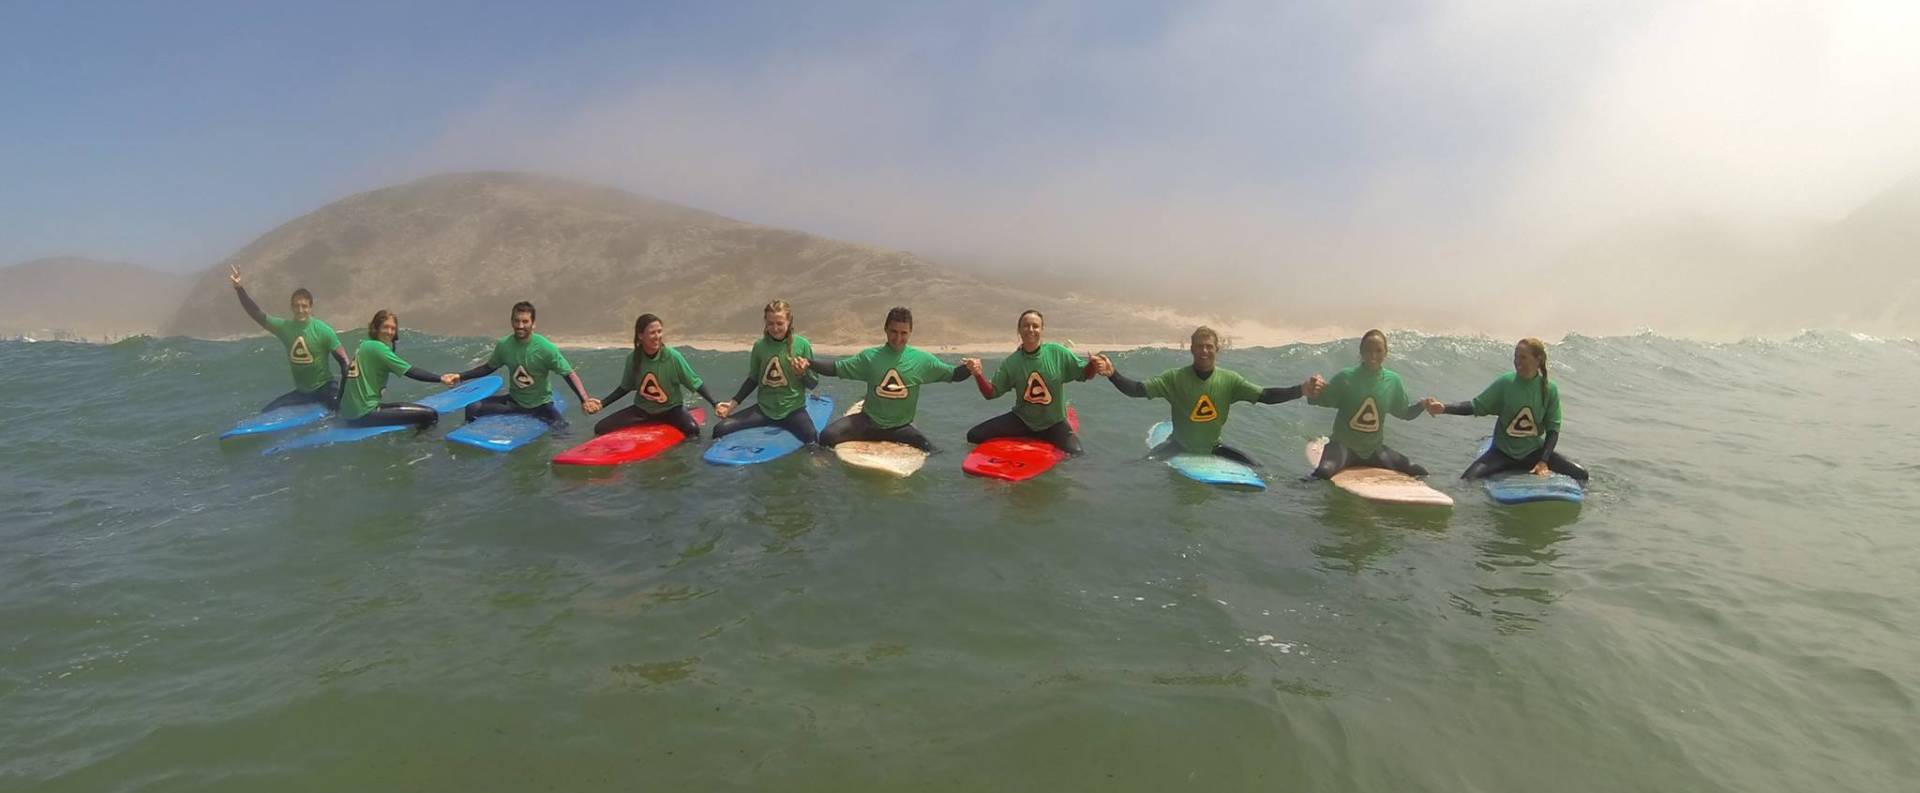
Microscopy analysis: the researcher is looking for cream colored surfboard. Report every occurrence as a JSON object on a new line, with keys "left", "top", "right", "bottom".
{"left": 833, "top": 400, "right": 929, "bottom": 478}
{"left": 1305, "top": 436, "right": 1453, "bottom": 507}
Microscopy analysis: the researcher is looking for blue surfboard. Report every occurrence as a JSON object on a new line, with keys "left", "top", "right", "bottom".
{"left": 703, "top": 394, "right": 833, "bottom": 466}
{"left": 1145, "top": 421, "right": 1266, "bottom": 490}
{"left": 220, "top": 403, "right": 330, "bottom": 439}
{"left": 262, "top": 375, "right": 504, "bottom": 455}
{"left": 1475, "top": 437, "right": 1584, "bottom": 504}
{"left": 446, "top": 389, "right": 565, "bottom": 453}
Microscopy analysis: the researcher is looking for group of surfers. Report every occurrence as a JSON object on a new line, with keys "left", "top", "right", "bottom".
{"left": 229, "top": 267, "right": 1590, "bottom": 482}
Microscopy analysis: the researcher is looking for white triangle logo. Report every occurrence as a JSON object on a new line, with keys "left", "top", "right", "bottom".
{"left": 1506, "top": 406, "right": 1538, "bottom": 438}
{"left": 1348, "top": 397, "right": 1381, "bottom": 433}
{"left": 288, "top": 335, "right": 314, "bottom": 365}
{"left": 513, "top": 365, "right": 534, "bottom": 388}
{"left": 876, "top": 368, "right": 909, "bottom": 399}
{"left": 762, "top": 356, "right": 788, "bottom": 388}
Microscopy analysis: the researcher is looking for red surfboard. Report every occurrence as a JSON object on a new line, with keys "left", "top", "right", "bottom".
{"left": 962, "top": 407, "right": 1079, "bottom": 482}
{"left": 552, "top": 408, "right": 706, "bottom": 467}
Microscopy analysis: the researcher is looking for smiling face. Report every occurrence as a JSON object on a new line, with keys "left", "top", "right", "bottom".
{"left": 885, "top": 320, "right": 912, "bottom": 351}
{"left": 637, "top": 320, "right": 665, "bottom": 356}
{"left": 1017, "top": 312, "right": 1043, "bottom": 352}
{"left": 1514, "top": 341, "right": 1541, "bottom": 378}
{"left": 1189, "top": 334, "right": 1218, "bottom": 372}
{"left": 511, "top": 309, "right": 534, "bottom": 341}
{"left": 375, "top": 315, "right": 399, "bottom": 344}
{"left": 290, "top": 294, "right": 313, "bottom": 321}
{"left": 1360, "top": 334, "right": 1387, "bottom": 371}
{"left": 764, "top": 309, "right": 790, "bottom": 341}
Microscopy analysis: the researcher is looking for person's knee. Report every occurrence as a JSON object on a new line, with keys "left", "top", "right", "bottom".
{"left": 965, "top": 425, "right": 992, "bottom": 444}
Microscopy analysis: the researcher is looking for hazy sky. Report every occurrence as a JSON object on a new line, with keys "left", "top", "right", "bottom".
{"left": 6, "top": 0, "right": 1920, "bottom": 309}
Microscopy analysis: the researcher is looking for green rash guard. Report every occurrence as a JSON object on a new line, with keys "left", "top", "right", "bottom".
{"left": 1471, "top": 371, "right": 1562, "bottom": 458}
{"left": 745, "top": 334, "right": 814, "bottom": 421}
{"left": 829, "top": 345, "right": 957, "bottom": 429}
{"left": 488, "top": 333, "right": 574, "bottom": 409}
{"left": 340, "top": 339, "right": 413, "bottom": 421}
{"left": 1308, "top": 366, "right": 1415, "bottom": 458}
{"left": 618, "top": 346, "right": 704, "bottom": 415}
{"left": 988, "top": 343, "right": 1089, "bottom": 430}
{"left": 263, "top": 315, "right": 342, "bottom": 393}
{"left": 1144, "top": 366, "right": 1262, "bottom": 453}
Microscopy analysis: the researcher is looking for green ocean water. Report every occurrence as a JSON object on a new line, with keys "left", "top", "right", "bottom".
{"left": 2, "top": 331, "right": 1916, "bottom": 792}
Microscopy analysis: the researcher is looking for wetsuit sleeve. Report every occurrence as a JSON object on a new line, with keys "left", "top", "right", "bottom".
{"left": 601, "top": 386, "right": 631, "bottom": 406}
{"left": 1390, "top": 377, "right": 1422, "bottom": 420}
{"left": 456, "top": 361, "right": 499, "bottom": 380}
{"left": 563, "top": 371, "right": 590, "bottom": 405}
{"left": 402, "top": 366, "right": 443, "bottom": 383}
{"left": 694, "top": 383, "right": 720, "bottom": 408}
{"left": 948, "top": 364, "right": 971, "bottom": 383}
{"left": 1545, "top": 381, "right": 1564, "bottom": 432}
{"left": 811, "top": 355, "right": 843, "bottom": 378}
{"left": 729, "top": 376, "right": 757, "bottom": 405}
{"left": 1109, "top": 371, "right": 1149, "bottom": 399}
{"left": 1257, "top": 384, "right": 1304, "bottom": 404}
{"left": 1441, "top": 400, "right": 1475, "bottom": 415}
{"left": 233, "top": 286, "right": 273, "bottom": 330}
{"left": 973, "top": 369, "right": 994, "bottom": 399}
{"left": 600, "top": 353, "right": 635, "bottom": 406}
{"left": 332, "top": 346, "right": 351, "bottom": 381}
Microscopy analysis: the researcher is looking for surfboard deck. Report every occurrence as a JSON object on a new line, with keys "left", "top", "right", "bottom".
{"left": 551, "top": 407, "right": 706, "bottom": 466}
{"left": 1305, "top": 436, "right": 1453, "bottom": 506}
{"left": 1475, "top": 437, "right": 1584, "bottom": 504}
{"left": 262, "top": 375, "right": 504, "bottom": 455}
{"left": 446, "top": 389, "right": 564, "bottom": 453}
{"left": 832, "top": 400, "right": 928, "bottom": 477}
{"left": 221, "top": 403, "right": 330, "bottom": 440}
{"left": 1144, "top": 420, "right": 1266, "bottom": 490}
{"left": 963, "top": 407, "right": 1079, "bottom": 482}
{"left": 703, "top": 394, "right": 834, "bottom": 466}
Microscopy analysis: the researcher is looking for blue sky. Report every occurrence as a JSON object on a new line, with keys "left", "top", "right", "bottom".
{"left": 5, "top": 1, "right": 1919, "bottom": 284}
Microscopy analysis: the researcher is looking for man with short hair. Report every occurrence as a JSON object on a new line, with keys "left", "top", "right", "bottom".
{"left": 228, "top": 264, "right": 350, "bottom": 411}
{"left": 453, "top": 301, "right": 598, "bottom": 425}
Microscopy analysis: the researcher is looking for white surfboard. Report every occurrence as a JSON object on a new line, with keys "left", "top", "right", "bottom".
{"left": 832, "top": 400, "right": 928, "bottom": 477}
{"left": 1306, "top": 436, "right": 1453, "bottom": 507}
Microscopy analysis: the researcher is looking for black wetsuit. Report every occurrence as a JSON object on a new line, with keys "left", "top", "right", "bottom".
{"left": 453, "top": 362, "right": 590, "bottom": 426}
{"left": 712, "top": 352, "right": 823, "bottom": 444}
{"left": 1109, "top": 370, "right": 1303, "bottom": 466}
{"left": 1441, "top": 401, "right": 1591, "bottom": 482}
{"left": 338, "top": 367, "right": 447, "bottom": 429}
{"left": 1308, "top": 439, "right": 1428, "bottom": 479}
{"left": 964, "top": 412, "right": 1082, "bottom": 455}
{"left": 811, "top": 356, "right": 971, "bottom": 452}
{"left": 592, "top": 383, "right": 721, "bottom": 438}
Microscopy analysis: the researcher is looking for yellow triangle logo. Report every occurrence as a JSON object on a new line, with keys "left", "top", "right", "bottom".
{"left": 513, "top": 365, "right": 534, "bottom": 388}
{"left": 1189, "top": 393, "right": 1218, "bottom": 422}
{"left": 762, "top": 356, "right": 788, "bottom": 388}
{"left": 1022, "top": 371, "right": 1053, "bottom": 405}
{"left": 288, "top": 335, "right": 314, "bottom": 365}
{"left": 876, "top": 368, "right": 910, "bottom": 399}
{"left": 639, "top": 371, "right": 669, "bottom": 403}
{"left": 1506, "top": 406, "right": 1538, "bottom": 437}
{"left": 1348, "top": 397, "right": 1381, "bottom": 433}
{"left": 345, "top": 360, "right": 360, "bottom": 379}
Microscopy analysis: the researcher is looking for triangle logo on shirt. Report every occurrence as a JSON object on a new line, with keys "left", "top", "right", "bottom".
{"left": 876, "top": 368, "right": 910, "bottom": 399}
{"left": 1506, "top": 406, "right": 1538, "bottom": 438}
{"left": 1022, "top": 371, "right": 1053, "bottom": 405}
{"left": 762, "top": 356, "right": 788, "bottom": 388}
{"left": 639, "top": 372, "right": 669, "bottom": 404}
{"left": 345, "top": 360, "right": 361, "bottom": 380}
{"left": 1189, "top": 394, "right": 1218, "bottom": 422}
{"left": 288, "top": 335, "right": 314, "bottom": 365}
{"left": 513, "top": 365, "right": 535, "bottom": 388}
{"left": 1348, "top": 397, "right": 1381, "bottom": 433}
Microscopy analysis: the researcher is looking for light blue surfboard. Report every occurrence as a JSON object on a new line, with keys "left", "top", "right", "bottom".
{"left": 1145, "top": 421, "right": 1266, "bottom": 490}
{"left": 220, "top": 403, "right": 330, "bottom": 439}
{"left": 262, "top": 375, "right": 504, "bottom": 455}
{"left": 703, "top": 394, "right": 833, "bottom": 466}
{"left": 1475, "top": 437, "right": 1584, "bottom": 504}
{"left": 446, "top": 389, "right": 565, "bottom": 453}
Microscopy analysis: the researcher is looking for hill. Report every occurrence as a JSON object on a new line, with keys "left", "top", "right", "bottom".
{"left": 0, "top": 257, "right": 190, "bottom": 340}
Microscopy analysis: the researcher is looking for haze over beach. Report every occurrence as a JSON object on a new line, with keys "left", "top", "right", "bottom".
{"left": 5, "top": 4, "right": 1920, "bottom": 793}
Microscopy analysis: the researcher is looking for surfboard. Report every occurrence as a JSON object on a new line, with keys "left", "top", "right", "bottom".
{"left": 1305, "top": 436, "right": 1453, "bottom": 507}
{"left": 262, "top": 375, "right": 505, "bottom": 455}
{"left": 445, "top": 389, "right": 564, "bottom": 453}
{"left": 703, "top": 394, "right": 834, "bottom": 466}
{"left": 220, "top": 403, "right": 330, "bottom": 440}
{"left": 1474, "top": 437, "right": 1584, "bottom": 504}
{"left": 1143, "top": 421, "right": 1266, "bottom": 490}
{"left": 832, "top": 400, "right": 928, "bottom": 477}
{"left": 962, "top": 407, "right": 1080, "bottom": 482}
{"left": 551, "top": 407, "right": 706, "bottom": 467}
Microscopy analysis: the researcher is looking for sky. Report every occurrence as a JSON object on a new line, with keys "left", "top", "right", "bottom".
{"left": 5, "top": 0, "right": 1920, "bottom": 330}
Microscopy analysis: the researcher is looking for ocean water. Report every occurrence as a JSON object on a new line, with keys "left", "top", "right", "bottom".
{"left": 2, "top": 331, "right": 1916, "bottom": 792}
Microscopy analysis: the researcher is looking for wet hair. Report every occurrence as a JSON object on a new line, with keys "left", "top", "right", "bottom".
{"left": 511, "top": 301, "right": 536, "bottom": 321}
{"left": 1519, "top": 337, "right": 1549, "bottom": 405}
{"left": 1361, "top": 329, "right": 1389, "bottom": 354}
{"left": 1017, "top": 309, "right": 1044, "bottom": 327}
{"left": 369, "top": 309, "right": 399, "bottom": 349}
{"left": 1190, "top": 326, "right": 1222, "bottom": 348}
{"left": 633, "top": 313, "right": 662, "bottom": 344}
{"left": 290, "top": 288, "right": 314, "bottom": 305}
{"left": 885, "top": 307, "right": 913, "bottom": 329}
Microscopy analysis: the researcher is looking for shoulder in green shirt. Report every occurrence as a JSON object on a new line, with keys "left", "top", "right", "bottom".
{"left": 830, "top": 345, "right": 956, "bottom": 429}
{"left": 489, "top": 333, "right": 573, "bottom": 408}
{"left": 340, "top": 339, "right": 411, "bottom": 420}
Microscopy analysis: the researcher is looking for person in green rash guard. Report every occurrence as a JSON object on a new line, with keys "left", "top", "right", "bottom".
{"left": 1306, "top": 329, "right": 1431, "bottom": 479}
{"left": 800, "top": 306, "right": 977, "bottom": 452}
{"left": 336, "top": 309, "right": 459, "bottom": 428}
{"left": 452, "top": 301, "right": 598, "bottom": 426}
{"left": 713, "top": 299, "right": 821, "bottom": 444}
{"left": 228, "top": 263, "right": 350, "bottom": 411}
{"left": 592, "top": 313, "right": 720, "bottom": 437}
{"left": 962, "top": 309, "right": 1099, "bottom": 454}
{"left": 1091, "top": 326, "right": 1322, "bottom": 466}
{"left": 1425, "top": 337, "right": 1589, "bottom": 482}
